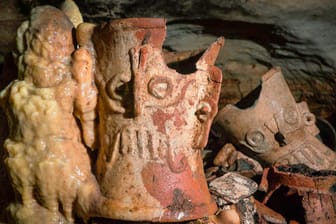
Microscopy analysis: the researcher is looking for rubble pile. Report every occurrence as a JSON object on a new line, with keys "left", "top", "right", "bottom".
{"left": 200, "top": 67, "right": 336, "bottom": 224}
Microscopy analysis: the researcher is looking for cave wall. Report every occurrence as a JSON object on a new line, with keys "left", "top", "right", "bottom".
{"left": 1, "top": 0, "right": 336, "bottom": 119}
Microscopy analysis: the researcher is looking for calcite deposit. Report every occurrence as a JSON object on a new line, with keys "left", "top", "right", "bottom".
{"left": 0, "top": 6, "right": 102, "bottom": 223}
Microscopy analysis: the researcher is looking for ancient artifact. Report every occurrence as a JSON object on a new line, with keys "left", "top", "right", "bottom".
{"left": 211, "top": 143, "right": 263, "bottom": 178}
{"left": 254, "top": 200, "right": 286, "bottom": 224}
{"left": 259, "top": 165, "right": 336, "bottom": 223}
{"left": 209, "top": 197, "right": 256, "bottom": 224}
{"left": 209, "top": 172, "right": 258, "bottom": 206}
{"left": 214, "top": 68, "right": 336, "bottom": 171}
{"left": 92, "top": 18, "right": 224, "bottom": 222}
{"left": 209, "top": 173, "right": 258, "bottom": 224}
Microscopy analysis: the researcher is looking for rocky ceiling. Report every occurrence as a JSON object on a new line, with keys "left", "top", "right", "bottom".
{"left": 1, "top": 0, "right": 336, "bottom": 122}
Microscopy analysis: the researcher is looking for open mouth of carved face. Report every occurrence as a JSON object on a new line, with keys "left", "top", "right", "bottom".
{"left": 111, "top": 79, "right": 128, "bottom": 101}
{"left": 106, "top": 72, "right": 134, "bottom": 117}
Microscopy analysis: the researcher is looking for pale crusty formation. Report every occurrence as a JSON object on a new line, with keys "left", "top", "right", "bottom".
{"left": 0, "top": 6, "right": 100, "bottom": 223}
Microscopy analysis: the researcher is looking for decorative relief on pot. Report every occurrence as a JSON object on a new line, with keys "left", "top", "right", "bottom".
{"left": 92, "top": 18, "right": 224, "bottom": 222}
{"left": 214, "top": 68, "right": 336, "bottom": 171}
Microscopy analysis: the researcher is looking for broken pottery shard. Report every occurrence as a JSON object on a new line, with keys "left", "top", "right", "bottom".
{"left": 213, "top": 143, "right": 263, "bottom": 178}
{"left": 260, "top": 165, "right": 336, "bottom": 224}
{"left": 0, "top": 6, "right": 103, "bottom": 223}
{"left": 92, "top": 18, "right": 223, "bottom": 222}
{"left": 254, "top": 200, "right": 286, "bottom": 224}
{"left": 235, "top": 197, "right": 257, "bottom": 224}
{"left": 204, "top": 198, "right": 256, "bottom": 224}
{"left": 213, "top": 143, "right": 238, "bottom": 168}
{"left": 211, "top": 205, "right": 241, "bottom": 224}
{"left": 209, "top": 172, "right": 258, "bottom": 204}
{"left": 214, "top": 68, "right": 336, "bottom": 170}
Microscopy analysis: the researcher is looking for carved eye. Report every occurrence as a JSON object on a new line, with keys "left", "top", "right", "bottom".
{"left": 303, "top": 112, "right": 315, "bottom": 126}
{"left": 246, "top": 130, "right": 265, "bottom": 147}
{"left": 284, "top": 109, "right": 298, "bottom": 125}
{"left": 196, "top": 102, "right": 212, "bottom": 123}
{"left": 148, "top": 77, "right": 172, "bottom": 99}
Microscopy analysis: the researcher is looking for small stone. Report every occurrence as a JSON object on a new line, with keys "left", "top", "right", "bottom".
{"left": 209, "top": 172, "right": 258, "bottom": 204}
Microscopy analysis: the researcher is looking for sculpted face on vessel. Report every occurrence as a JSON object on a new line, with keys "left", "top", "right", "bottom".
{"left": 92, "top": 18, "right": 223, "bottom": 221}
{"left": 214, "top": 68, "right": 336, "bottom": 171}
